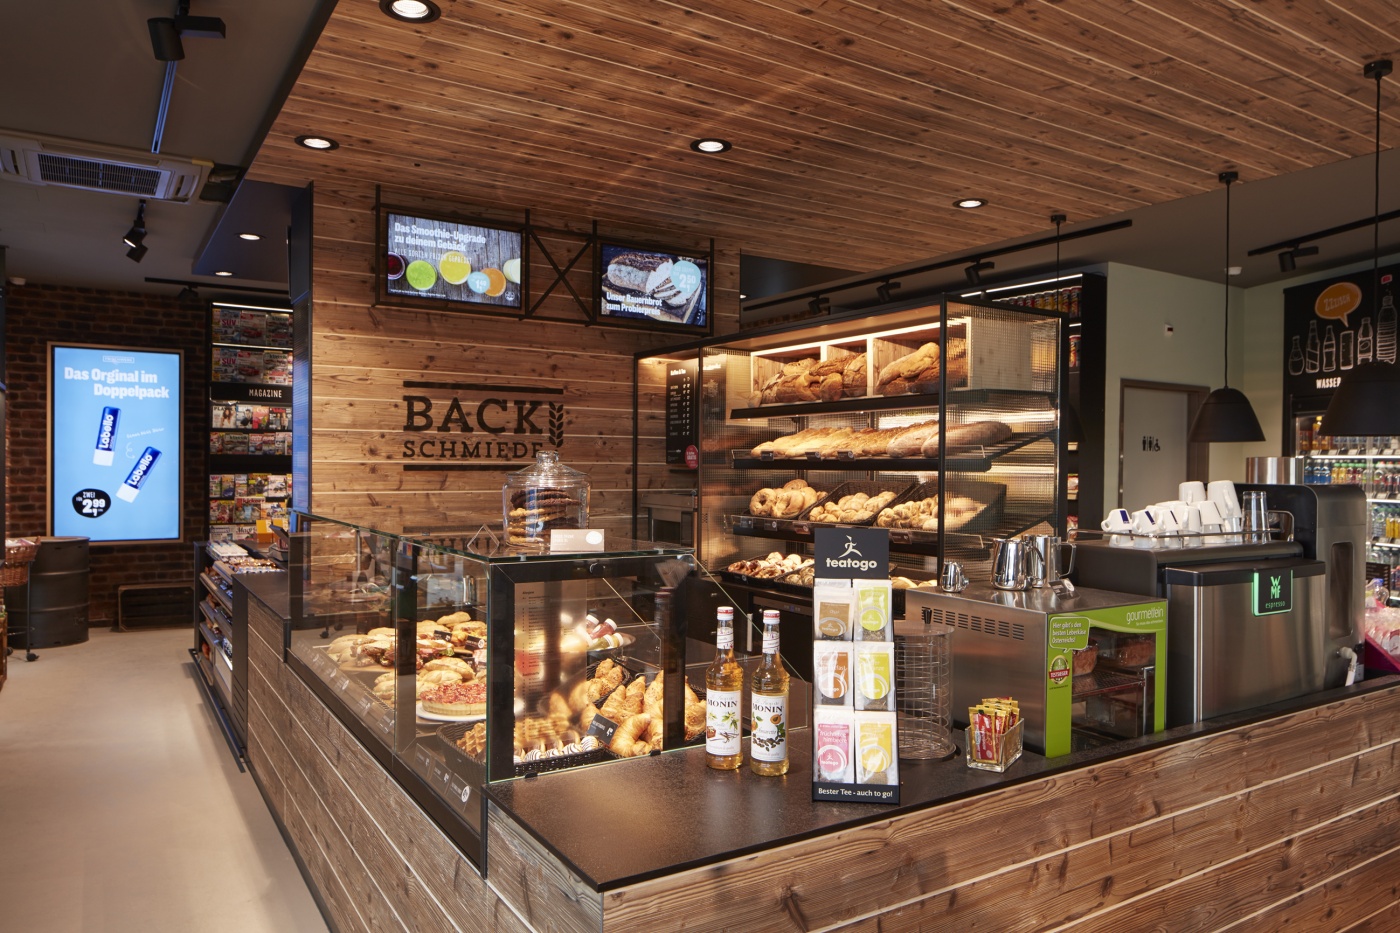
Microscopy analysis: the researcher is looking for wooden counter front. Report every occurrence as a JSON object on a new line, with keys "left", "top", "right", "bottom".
{"left": 243, "top": 577, "right": 1400, "bottom": 931}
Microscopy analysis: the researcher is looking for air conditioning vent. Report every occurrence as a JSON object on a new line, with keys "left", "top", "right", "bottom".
{"left": 0, "top": 132, "right": 208, "bottom": 202}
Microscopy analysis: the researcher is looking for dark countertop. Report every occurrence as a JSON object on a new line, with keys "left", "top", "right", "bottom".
{"left": 486, "top": 674, "right": 1400, "bottom": 892}
{"left": 235, "top": 570, "right": 289, "bottom": 619}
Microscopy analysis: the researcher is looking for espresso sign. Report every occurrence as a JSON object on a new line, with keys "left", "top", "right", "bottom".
{"left": 398, "top": 379, "right": 566, "bottom": 470}
{"left": 814, "top": 526, "right": 889, "bottom": 580}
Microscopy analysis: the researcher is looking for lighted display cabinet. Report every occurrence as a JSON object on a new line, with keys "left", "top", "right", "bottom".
{"left": 286, "top": 514, "right": 703, "bottom": 865}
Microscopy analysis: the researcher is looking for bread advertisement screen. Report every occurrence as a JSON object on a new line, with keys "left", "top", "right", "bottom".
{"left": 381, "top": 209, "right": 525, "bottom": 312}
{"left": 597, "top": 242, "right": 711, "bottom": 333}
{"left": 49, "top": 343, "right": 183, "bottom": 544}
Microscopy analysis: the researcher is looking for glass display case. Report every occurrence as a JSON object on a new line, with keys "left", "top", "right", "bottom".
{"left": 286, "top": 513, "right": 793, "bottom": 866}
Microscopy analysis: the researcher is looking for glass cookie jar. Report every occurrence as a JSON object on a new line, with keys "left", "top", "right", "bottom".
{"left": 502, "top": 451, "right": 590, "bottom": 550}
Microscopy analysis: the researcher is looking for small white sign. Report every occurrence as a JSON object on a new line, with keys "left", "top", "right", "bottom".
{"left": 550, "top": 528, "right": 606, "bottom": 552}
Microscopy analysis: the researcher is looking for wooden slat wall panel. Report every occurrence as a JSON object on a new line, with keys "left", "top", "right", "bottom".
{"left": 485, "top": 801, "right": 605, "bottom": 933}
{"left": 248, "top": 0, "right": 1400, "bottom": 272}
{"left": 600, "top": 686, "right": 1400, "bottom": 932}
{"left": 299, "top": 180, "right": 718, "bottom": 530}
{"left": 244, "top": 596, "right": 544, "bottom": 933}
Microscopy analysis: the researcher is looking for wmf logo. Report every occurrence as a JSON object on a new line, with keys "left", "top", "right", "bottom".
{"left": 1269, "top": 575, "right": 1283, "bottom": 600}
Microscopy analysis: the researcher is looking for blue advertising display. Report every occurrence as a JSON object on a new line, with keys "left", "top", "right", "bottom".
{"left": 50, "top": 345, "right": 182, "bottom": 543}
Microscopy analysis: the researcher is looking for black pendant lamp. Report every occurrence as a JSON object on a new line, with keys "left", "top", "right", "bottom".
{"left": 1189, "top": 171, "right": 1266, "bottom": 443}
{"left": 1322, "top": 59, "right": 1400, "bottom": 436}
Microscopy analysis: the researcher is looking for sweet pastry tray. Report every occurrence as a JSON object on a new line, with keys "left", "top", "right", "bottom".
{"left": 794, "top": 480, "right": 917, "bottom": 526}
{"left": 879, "top": 478, "right": 1007, "bottom": 536}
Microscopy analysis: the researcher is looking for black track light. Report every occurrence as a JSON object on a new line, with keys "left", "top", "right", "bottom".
{"left": 875, "top": 280, "right": 900, "bottom": 303}
{"left": 123, "top": 200, "right": 148, "bottom": 261}
{"left": 965, "top": 260, "right": 994, "bottom": 286}
{"left": 148, "top": 3, "right": 226, "bottom": 62}
{"left": 808, "top": 295, "right": 830, "bottom": 315}
{"left": 1277, "top": 245, "right": 1319, "bottom": 272}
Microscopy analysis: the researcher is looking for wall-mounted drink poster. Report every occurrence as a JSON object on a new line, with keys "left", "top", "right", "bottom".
{"left": 380, "top": 208, "right": 525, "bottom": 312}
{"left": 50, "top": 344, "right": 182, "bottom": 543}
{"left": 597, "top": 241, "right": 711, "bottom": 334}
{"left": 1283, "top": 262, "right": 1400, "bottom": 401}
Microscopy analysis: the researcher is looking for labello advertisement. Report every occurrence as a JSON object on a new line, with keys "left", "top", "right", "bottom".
{"left": 1283, "top": 262, "right": 1400, "bottom": 401}
{"left": 51, "top": 345, "right": 182, "bottom": 543}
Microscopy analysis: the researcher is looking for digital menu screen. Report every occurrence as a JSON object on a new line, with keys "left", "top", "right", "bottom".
{"left": 597, "top": 242, "right": 710, "bottom": 333}
{"left": 50, "top": 344, "right": 183, "bottom": 543}
{"left": 382, "top": 209, "right": 525, "bottom": 311}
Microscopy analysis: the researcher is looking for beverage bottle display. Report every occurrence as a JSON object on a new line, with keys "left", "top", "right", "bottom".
{"left": 1322, "top": 325, "right": 1336, "bottom": 372}
{"left": 1378, "top": 291, "right": 1397, "bottom": 364}
{"left": 1358, "top": 317, "right": 1374, "bottom": 363}
{"left": 1288, "top": 336, "right": 1305, "bottom": 376}
{"left": 1340, "top": 329, "right": 1355, "bottom": 370}
{"left": 749, "top": 609, "right": 790, "bottom": 776}
{"left": 705, "top": 606, "right": 744, "bottom": 770}
{"left": 1305, "top": 320, "right": 1320, "bottom": 373}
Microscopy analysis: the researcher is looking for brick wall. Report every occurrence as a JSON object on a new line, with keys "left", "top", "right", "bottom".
{"left": 5, "top": 283, "right": 207, "bottom": 625}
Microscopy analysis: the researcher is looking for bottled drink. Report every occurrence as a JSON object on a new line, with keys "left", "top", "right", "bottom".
{"left": 1305, "top": 320, "right": 1320, "bottom": 373}
{"left": 749, "top": 609, "right": 790, "bottom": 776}
{"left": 1322, "top": 325, "right": 1337, "bottom": 372}
{"left": 1359, "top": 317, "right": 1374, "bottom": 364}
{"left": 1340, "top": 329, "right": 1355, "bottom": 370}
{"left": 1288, "top": 336, "right": 1305, "bottom": 376}
{"left": 705, "top": 606, "right": 744, "bottom": 770}
{"left": 1378, "top": 291, "right": 1397, "bottom": 364}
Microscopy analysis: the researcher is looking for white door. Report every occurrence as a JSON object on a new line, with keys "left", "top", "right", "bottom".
{"left": 1120, "top": 384, "right": 1191, "bottom": 510}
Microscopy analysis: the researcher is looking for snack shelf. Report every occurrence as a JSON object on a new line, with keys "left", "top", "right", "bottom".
{"left": 199, "top": 619, "right": 234, "bottom": 670}
{"left": 199, "top": 597, "right": 233, "bottom": 634}
{"left": 730, "top": 431, "right": 1053, "bottom": 473}
{"left": 1071, "top": 666, "right": 1147, "bottom": 699}
{"left": 200, "top": 571, "right": 234, "bottom": 614}
{"left": 728, "top": 387, "right": 1057, "bottom": 421}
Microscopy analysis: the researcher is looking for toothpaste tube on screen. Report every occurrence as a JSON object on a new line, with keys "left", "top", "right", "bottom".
{"left": 93, "top": 406, "right": 120, "bottom": 466}
{"left": 116, "top": 447, "right": 160, "bottom": 502}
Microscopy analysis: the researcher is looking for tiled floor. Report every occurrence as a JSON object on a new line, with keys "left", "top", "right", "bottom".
{"left": 0, "top": 626, "right": 328, "bottom": 933}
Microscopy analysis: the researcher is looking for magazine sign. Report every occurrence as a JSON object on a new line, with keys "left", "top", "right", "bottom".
{"left": 1283, "top": 262, "right": 1400, "bottom": 400}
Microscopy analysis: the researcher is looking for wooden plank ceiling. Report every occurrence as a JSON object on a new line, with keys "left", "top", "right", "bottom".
{"left": 249, "top": 0, "right": 1400, "bottom": 273}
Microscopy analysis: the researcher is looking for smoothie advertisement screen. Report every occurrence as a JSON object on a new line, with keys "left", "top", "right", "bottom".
{"left": 49, "top": 344, "right": 183, "bottom": 543}
{"left": 596, "top": 242, "right": 711, "bottom": 334}
{"left": 381, "top": 209, "right": 525, "bottom": 312}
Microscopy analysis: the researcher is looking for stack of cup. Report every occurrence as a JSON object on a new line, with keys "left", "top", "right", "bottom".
{"left": 1206, "top": 480, "right": 1243, "bottom": 533}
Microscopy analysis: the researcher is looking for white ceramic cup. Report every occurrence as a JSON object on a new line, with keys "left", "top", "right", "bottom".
{"left": 1179, "top": 481, "right": 1206, "bottom": 505}
{"left": 1155, "top": 507, "right": 1182, "bottom": 532}
{"left": 1156, "top": 499, "right": 1187, "bottom": 511}
{"left": 1131, "top": 508, "right": 1163, "bottom": 535}
{"left": 1208, "top": 480, "right": 1240, "bottom": 518}
{"left": 1196, "top": 499, "right": 1224, "bottom": 530}
{"left": 1180, "top": 505, "right": 1204, "bottom": 534}
{"left": 1101, "top": 508, "right": 1132, "bottom": 533}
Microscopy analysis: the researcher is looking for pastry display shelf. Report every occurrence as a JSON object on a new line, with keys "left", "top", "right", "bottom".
{"left": 728, "top": 387, "right": 1057, "bottom": 421}
{"left": 200, "top": 571, "right": 234, "bottom": 614}
{"left": 730, "top": 430, "right": 1053, "bottom": 474}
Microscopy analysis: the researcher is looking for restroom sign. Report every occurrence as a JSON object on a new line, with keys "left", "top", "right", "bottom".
{"left": 1253, "top": 569, "right": 1293, "bottom": 616}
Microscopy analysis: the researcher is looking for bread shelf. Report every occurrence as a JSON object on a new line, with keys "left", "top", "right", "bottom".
{"left": 731, "top": 429, "right": 1053, "bottom": 473}
{"left": 728, "top": 387, "right": 1055, "bottom": 422}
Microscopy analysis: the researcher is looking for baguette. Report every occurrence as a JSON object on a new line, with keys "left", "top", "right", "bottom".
{"left": 886, "top": 420, "right": 941, "bottom": 457}
{"left": 920, "top": 420, "right": 1012, "bottom": 457}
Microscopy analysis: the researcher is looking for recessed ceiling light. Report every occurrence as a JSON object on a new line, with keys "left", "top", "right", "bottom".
{"left": 238, "top": 232, "right": 262, "bottom": 241}
{"left": 214, "top": 271, "right": 234, "bottom": 277}
{"left": 295, "top": 135, "right": 339, "bottom": 151}
{"left": 954, "top": 198, "right": 987, "bottom": 209}
{"left": 690, "top": 138, "right": 732, "bottom": 154}
{"left": 380, "top": 0, "right": 440, "bottom": 22}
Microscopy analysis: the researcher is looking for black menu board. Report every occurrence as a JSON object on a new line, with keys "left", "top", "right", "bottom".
{"left": 665, "top": 358, "right": 699, "bottom": 466}
{"left": 1283, "top": 262, "right": 1399, "bottom": 401}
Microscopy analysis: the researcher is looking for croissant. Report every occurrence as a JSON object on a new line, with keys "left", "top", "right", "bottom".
{"left": 599, "top": 683, "right": 630, "bottom": 721}
{"left": 645, "top": 715, "right": 664, "bottom": 752}
{"left": 644, "top": 672, "right": 665, "bottom": 717}
{"left": 609, "top": 713, "right": 653, "bottom": 757}
{"left": 627, "top": 675, "right": 646, "bottom": 699}
{"left": 580, "top": 702, "right": 600, "bottom": 731}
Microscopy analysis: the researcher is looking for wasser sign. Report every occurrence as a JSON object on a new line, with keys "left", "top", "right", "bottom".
{"left": 398, "top": 380, "right": 566, "bottom": 469}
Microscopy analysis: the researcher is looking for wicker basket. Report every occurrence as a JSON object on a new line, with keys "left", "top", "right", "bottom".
{"left": 0, "top": 539, "right": 38, "bottom": 588}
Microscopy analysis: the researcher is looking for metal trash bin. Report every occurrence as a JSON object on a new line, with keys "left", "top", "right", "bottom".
{"left": 5, "top": 536, "right": 91, "bottom": 649}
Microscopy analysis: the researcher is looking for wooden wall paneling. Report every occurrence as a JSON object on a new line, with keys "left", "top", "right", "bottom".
{"left": 1344, "top": 899, "right": 1400, "bottom": 932}
{"left": 485, "top": 801, "right": 604, "bottom": 933}
{"left": 599, "top": 688, "right": 1400, "bottom": 932}
{"left": 1228, "top": 849, "right": 1400, "bottom": 933}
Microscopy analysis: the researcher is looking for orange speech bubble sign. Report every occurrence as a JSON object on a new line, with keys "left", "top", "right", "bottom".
{"left": 1315, "top": 282, "right": 1363, "bottom": 325}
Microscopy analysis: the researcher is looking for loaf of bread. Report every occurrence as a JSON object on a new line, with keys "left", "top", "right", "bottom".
{"left": 878, "top": 338, "right": 968, "bottom": 396}
{"left": 920, "top": 420, "right": 1012, "bottom": 457}
{"left": 886, "top": 420, "right": 941, "bottom": 457}
{"left": 753, "top": 353, "right": 867, "bottom": 405}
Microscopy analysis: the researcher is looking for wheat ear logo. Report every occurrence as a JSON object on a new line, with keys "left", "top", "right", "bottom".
{"left": 548, "top": 403, "right": 566, "bottom": 448}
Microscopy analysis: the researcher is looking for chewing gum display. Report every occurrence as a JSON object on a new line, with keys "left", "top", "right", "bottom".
{"left": 116, "top": 447, "right": 161, "bottom": 502}
{"left": 813, "top": 579, "right": 854, "bottom": 640}
{"left": 812, "top": 710, "right": 854, "bottom": 782}
{"left": 813, "top": 642, "right": 852, "bottom": 707}
{"left": 93, "top": 407, "right": 120, "bottom": 466}
{"left": 967, "top": 696, "right": 1023, "bottom": 771}
{"left": 854, "top": 642, "right": 895, "bottom": 711}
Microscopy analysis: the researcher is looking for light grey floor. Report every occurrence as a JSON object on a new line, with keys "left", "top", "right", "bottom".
{"left": 0, "top": 627, "right": 328, "bottom": 933}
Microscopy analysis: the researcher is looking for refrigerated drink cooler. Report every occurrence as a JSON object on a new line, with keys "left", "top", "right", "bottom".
{"left": 905, "top": 585, "right": 1167, "bottom": 759}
